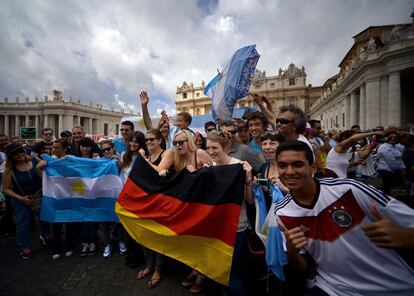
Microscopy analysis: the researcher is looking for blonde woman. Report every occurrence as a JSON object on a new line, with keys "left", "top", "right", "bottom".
{"left": 152, "top": 130, "right": 211, "bottom": 176}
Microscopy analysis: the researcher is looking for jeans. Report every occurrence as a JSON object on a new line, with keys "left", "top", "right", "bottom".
{"left": 143, "top": 247, "right": 164, "bottom": 273}
{"left": 80, "top": 222, "right": 97, "bottom": 243}
{"left": 11, "top": 198, "right": 32, "bottom": 249}
{"left": 100, "top": 222, "right": 126, "bottom": 244}
{"left": 229, "top": 229, "right": 248, "bottom": 296}
{"left": 52, "top": 222, "right": 75, "bottom": 251}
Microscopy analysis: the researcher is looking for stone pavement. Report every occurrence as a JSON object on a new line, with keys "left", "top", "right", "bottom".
{"left": 0, "top": 229, "right": 219, "bottom": 296}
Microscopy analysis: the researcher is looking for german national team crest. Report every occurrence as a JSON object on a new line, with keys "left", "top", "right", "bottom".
{"left": 332, "top": 210, "right": 352, "bottom": 228}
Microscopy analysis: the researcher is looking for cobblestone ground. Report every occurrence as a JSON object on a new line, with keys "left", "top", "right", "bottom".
{"left": 0, "top": 229, "right": 219, "bottom": 296}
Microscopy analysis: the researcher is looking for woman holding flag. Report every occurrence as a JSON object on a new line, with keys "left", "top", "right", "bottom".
{"left": 135, "top": 129, "right": 171, "bottom": 288}
{"left": 206, "top": 130, "right": 253, "bottom": 296}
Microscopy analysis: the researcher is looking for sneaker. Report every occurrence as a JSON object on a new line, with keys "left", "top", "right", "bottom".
{"left": 21, "top": 248, "right": 33, "bottom": 260}
{"left": 64, "top": 249, "right": 74, "bottom": 257}
{"left": 40, "top": 234, "right": 52, "bottom": 246}
{"left": 88, "top": 242, "right": 96, "bottom": 256}
{"left": 80, "top": 243, "right": 89, "bottom": 257}
{"left": 52, "top": 253, "right": 61, "bottom": 260}
{"left": 118, "top": 241, "right": 127, "bottom": 255}
{"left": 103, "top": 244, "right": 112, "bottom": 258}
{"left": 181, "top": 272, "right": 197, "bottom": 287}
{"left": 190, "top": 277, "right": 205, "bottom": 294}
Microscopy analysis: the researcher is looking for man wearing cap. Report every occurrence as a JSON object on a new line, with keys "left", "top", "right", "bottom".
{"left": 60, "top": 130, "right": 72, "bottom": 143}
{"left": 31, "top": 128, "right": 54, "bottom": 157}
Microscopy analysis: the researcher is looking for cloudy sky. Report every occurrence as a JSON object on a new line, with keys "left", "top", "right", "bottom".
{"left": 0, "top": 0, "right": 412, "bottom": 115}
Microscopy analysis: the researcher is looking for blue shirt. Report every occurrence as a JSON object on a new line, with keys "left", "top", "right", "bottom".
{"left": 377, "top": 143, "right": 405, "bottom": 172}
{"left": 249, "top": 138, "right": 266, "bottom": 163}
{"left": 113, "top": 138, "right": 128, "bottom": 154}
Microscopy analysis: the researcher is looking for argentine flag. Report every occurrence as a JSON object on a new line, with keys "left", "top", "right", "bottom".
{"left": 40, "top": 155, "right": 123, "bottom": 222}
{"left": 204, "top": 44, "right": 260, "bottom": 120}
{"left": 253, "top": 185, "right": 288, "bottom": 281}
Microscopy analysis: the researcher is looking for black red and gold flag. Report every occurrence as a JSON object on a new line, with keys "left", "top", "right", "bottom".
{"left": 115, "top": 155, "right": 245, "bottom": 286}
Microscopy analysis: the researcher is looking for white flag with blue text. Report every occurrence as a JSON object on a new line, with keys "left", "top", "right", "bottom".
{"left": 40, "top": 155, "right": 123, "bottom": 222}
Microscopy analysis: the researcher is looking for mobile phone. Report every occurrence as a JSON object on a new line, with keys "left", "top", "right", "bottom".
{"left": 258, "top": 178, "right": 270, "bottom": 186}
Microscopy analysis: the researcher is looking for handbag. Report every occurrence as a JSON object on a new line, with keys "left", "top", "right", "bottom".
{"left": 10, "top": 170, "right": 42, "bottom": 214}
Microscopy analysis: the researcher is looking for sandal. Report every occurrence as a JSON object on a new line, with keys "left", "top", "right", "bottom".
{"left": 136, "top": 268, "right": 151, "bottom": 280}
{"left": 147, "top": 272, "right": 161, "bottom": 288}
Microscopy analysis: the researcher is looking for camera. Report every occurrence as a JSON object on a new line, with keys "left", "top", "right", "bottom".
{"left": 258, "top": 178, "right": 270, "bottom": 187}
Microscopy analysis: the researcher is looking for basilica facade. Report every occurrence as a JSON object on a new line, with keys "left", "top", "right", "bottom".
{"left": 175, "top": 63, "right": 323, "bottom": 116}
{"left": 309, "top": 23, "right": 414, "bottom": 130}
{"left": 0, "top": 90, "right": 135, "bottom": 139}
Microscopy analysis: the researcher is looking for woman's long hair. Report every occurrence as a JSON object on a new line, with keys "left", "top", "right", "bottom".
{"left": 76, "top": 137, "right": 94, "bottom": 158}
{"left": 5, "top": 147, "right": 31, "bottom": 173}
{"left": 122, "top": 131, "right": 149, "bottom": 168}
{"left": 173, "top": 130, "right": 197, "bottom": 171}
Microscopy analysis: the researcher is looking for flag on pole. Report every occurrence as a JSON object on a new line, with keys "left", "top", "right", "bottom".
{"left": 204, "top": 44, "right": 260, "bottom": 120}
{"left": 40, "top": 155, "right": 122, "bottom": 222}
{"left": 116, "top": 155, "right": 245, "bottom": 286}
{"left": 253, "top": 185, "right": 288, "bottom": 280}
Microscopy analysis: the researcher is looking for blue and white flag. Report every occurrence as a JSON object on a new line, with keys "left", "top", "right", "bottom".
{"left": 253, "top": 185, "right": 288, "bottom": 281}
{"left": 40, "top": 155, "right": 123, "bottom": 223}
{"left": 204, "top": 44, "right": 260, "bottom": 120}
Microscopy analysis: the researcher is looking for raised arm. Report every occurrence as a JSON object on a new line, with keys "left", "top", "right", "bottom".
{"left": 250, "top": 93, "right": 276, "bottom": 127}
{"left": 335, "top": 131, "right": 384, "bottom": 154}
{"left": 139, "top": 91, "right": 153, "bottom": 130}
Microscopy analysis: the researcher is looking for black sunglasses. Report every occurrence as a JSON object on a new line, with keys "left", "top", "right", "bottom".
{"left": 276, "top": 118, "right": 294, "bottom": 125}
{"left": 172, "top": 140, "right": 188, "bottom": 146}
{"left": 206, "top": 128, "right": 216, "bottom": 132}
{"left": 228, "top": 130, "right": 237, "bottom": 135}
{"left": 102, "top": 147, "right": 112, "bottom": 152}
{"left": 145, "top": 137, "right": 158, "bottom": 142}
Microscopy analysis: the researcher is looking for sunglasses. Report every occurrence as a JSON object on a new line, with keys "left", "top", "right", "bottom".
{"left": 206, "top": 128, "right": 216, "bottom": 132}
{"left": 102, "top": 147, "right": 112, "bottom": 152}
{"left": 276, "top": 118, "right": 294, "bottom": 125}
{"left": 43, "top": 133, "right": 53, "bottom": 136}
{"left": 120, "top": 129, "right": 130, "bottom": 132}
{"left": 262, "top": 130, "right": 278, "bottom": 137}
{"left": 173, "top": 140, "right": 188, "bottom": 146}
{"left": 145, "top": 137, "right": 158, "bottom": 142}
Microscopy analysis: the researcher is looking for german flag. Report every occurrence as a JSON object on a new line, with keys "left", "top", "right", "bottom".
{"left": 115, "top": 155, "right": 245, "bottom": 286}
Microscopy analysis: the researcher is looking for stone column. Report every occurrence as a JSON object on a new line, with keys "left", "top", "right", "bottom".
{"left": 44, "top": 114, "right": 49, "bottom": 128}
{"left": 359, "top": 85, "right": 366, "bottom": 131}
{"left": 25, "top": 115, "right": 29, "bottom": 127}
{"left": 350, "top": 92, "right": 358, "bottom": 127}
{"left": 345, "top": 95, "right": 351, "bottom": 129}
{"left": 388, "top": 72, "right": 401, "bottom": 127}
{"left": 4, "top": 115, "right": 9, "bottom": 137}
{"left": 76, "top": 115, "right": 81, "bottom": 126}
{"left": 35, "top": 115, "right": 39, "bottom": 138}
{"left": 58, "top": 114, "right": 63, "bottom": 136}
{"left": 15, "top": 116, "right": 19, "bottom": 137}
{"left": 365, "top": 79, "right": 380, "bottom": 129}
{"left": 89, "top": 118, "right": 93, "bottom": 134}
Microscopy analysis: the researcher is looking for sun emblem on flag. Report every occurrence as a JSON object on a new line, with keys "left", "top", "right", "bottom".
{"left": 71, "top": 179, "right": 87, "bottom": 196}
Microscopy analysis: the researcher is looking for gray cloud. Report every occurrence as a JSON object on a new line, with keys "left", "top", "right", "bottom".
{"left": 0, "top": 0, "right": 412, "bottom": 114}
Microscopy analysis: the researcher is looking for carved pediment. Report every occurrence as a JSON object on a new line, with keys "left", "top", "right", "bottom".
{"left": 280, "top": 63, "right": 306, "bottom": 77}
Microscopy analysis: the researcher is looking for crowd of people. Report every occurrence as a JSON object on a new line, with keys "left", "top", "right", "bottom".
{"left": 0, "top": 91, "right": 414, "bottom": 295}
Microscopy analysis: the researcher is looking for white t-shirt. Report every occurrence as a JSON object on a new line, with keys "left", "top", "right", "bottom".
{"left": 275, "top": 178, "right": 414, "bottom": 296}
{"left": 326, "top": 148, "right": 353, "bottom": 178}
{"left": 213, "top": 157, "right": 249, "bottom": 232}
